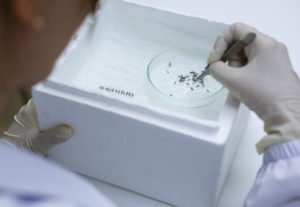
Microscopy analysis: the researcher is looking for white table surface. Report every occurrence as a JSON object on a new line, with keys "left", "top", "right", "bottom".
{"left": 80, "top": 0, "right": 300, "bottom": 206}
{"left": 81, "top": 112, "right": 264, "bottom": 207}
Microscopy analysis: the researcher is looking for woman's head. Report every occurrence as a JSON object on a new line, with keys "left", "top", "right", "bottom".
{"left": 0, "top": 0, "right": 97, "bottom": 106}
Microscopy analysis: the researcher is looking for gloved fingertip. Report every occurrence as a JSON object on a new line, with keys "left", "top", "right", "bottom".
{"left": 209, "top": 61, "right": 240, "bottom": 86}
{"left": 27, "top": 99, "right": 36, "bottom": 114}
{"left": 55, "top": 125, "right": 73, "bottom": 141}
{"left": 209, "top": 61, "right": 227, "bottom": 77}
{"left": 27, "top": 98, "right": 34, "bottom": 107}
{"left": 207, "top": 50, "right": 222, "bottom": 65}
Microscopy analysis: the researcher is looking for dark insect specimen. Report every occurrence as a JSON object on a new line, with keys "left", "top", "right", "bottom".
{"left": 171, "top": 67, "right": 206, "bottom": 91}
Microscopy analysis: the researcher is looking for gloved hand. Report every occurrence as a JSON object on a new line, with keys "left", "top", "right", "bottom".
{"left": 208, "top": 22, "right": 300, "bottom": 154}
{"left": 1, "top": 99, "right": 73, "bottom": 156}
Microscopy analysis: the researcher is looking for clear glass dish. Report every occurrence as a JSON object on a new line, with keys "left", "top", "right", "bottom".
{"left": 147, "top": 48, "right": 224, "bottom": 107}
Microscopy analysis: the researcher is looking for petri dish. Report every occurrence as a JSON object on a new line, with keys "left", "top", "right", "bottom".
{"left": 147, "top": 48, "right": 223, "bottom": 107}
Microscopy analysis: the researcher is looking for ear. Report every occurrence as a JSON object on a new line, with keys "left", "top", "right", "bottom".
{"left": 10, "top": 0, "right": 44, "bottom": 29}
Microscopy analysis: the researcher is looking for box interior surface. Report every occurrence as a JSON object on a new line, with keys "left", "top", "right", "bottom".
{"left": 47, "top": 0, "right": 228, "bottom": 124}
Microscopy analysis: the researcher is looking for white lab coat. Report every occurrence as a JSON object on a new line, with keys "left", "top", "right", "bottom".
{"left": 0, "top": 140, "right": 115, "bottom": 207}
{"left": 244, "top": 140, "right": 300, "bottom": 207}
{"left": 1, "top": 139, "right": 300, "bottom": 207}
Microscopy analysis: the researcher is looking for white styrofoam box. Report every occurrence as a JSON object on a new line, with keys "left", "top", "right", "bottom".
{"left": 32, "top": 0, "right": 249, "bottom": 206}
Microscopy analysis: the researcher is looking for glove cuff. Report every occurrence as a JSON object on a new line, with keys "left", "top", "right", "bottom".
{"left": 256, "top": 119, "right": 300, "bottom": 154}
{"left": 254, "top": 99, "right": 300, "bottom": 154}
{"left": 263, "top": 140, "right": 300, "bottom": 164}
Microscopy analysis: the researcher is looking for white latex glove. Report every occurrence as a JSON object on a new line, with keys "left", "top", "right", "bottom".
{"left": 208, "top": 22, "right": 300, "bottom": 154}
{"left": 1, "top": 99, "right": 73, "bottom": 156}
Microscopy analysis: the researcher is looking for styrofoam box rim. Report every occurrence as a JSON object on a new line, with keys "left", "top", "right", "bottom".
{"left": 35, "top": 0, "right": 241, "bottom": 144}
